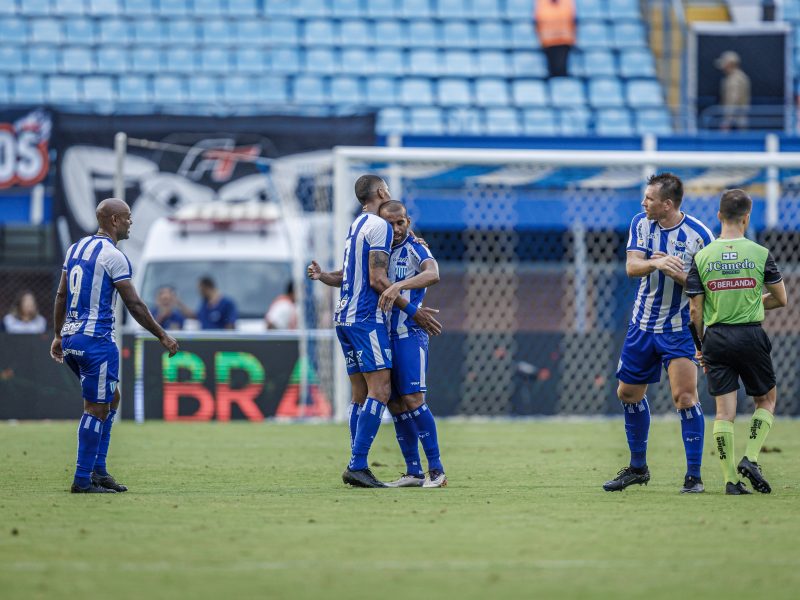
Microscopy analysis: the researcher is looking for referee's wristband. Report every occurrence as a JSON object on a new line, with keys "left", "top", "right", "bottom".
{"left": 401, "top": 303, "right": 419, "bottom": 318}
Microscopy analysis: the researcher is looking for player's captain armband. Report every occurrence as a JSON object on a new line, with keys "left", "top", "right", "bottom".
{"left": 401, "top": 303, "right": 419, "bottom": 318}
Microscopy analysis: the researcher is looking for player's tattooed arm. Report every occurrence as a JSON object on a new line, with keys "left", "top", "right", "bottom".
{"left": 50, "top": 272, "right": 68, "bottom": 363}
{"left": 378, "top": 260, "right": 440, "bottom": 312}
{"left": 115, "top": 280, "right": 179, "bottom": 357}
{"left": 307, "top": 260, "right": 343, "bottom": 287}
{"left": 368, "top": 250, "right": 392, "bottom": 293}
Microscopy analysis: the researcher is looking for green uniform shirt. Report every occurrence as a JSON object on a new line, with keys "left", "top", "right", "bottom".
{"left": 686, "top": 237, "right": 782, "bottom": 326}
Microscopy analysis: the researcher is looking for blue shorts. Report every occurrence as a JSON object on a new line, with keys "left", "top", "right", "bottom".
{"left": 391, "top": 329, "right": 429, "bottom": 397}
{"left": 336, "top": 322, "right": 392, "bottom": 375}
{"left": 616, "top": 324, "right": 696, "bottom": 385}
{"left": 62, "top": 333, "right": 119, "bottom": 403}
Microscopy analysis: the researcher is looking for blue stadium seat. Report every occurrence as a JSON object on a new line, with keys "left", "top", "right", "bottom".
{"left": 577, "top": 21, "right": 610, "bottom": 49}
{"left": 202, "top": 19, "right": 235, "bottom": 44}
{"left": 293, "top": 75, "right": 327, "bottom": 104}
{"left": 367, "top": 0, "right": 397, "bottom": 18}
{"left": 98, "top": 18, "right": 129, "bottom": 44}
{"left": 437, "top": 78, "right": 472, "bottom": 107}
{"left": 64, "top": 18, "right": 96, "bottom": 45}
{"left": 442, "top": 21, "right": 472, "bottom": 48}
{"left": 409, "top": 49, "right": 441, "bottom": 76}
{"left": 588, "top": 77, "right": 624, "bottom": 107}
{"left": 576, "top": 0, "right": 605, "bottom": 20}
{"left": 48, "top": 75, "right": 81, "bottom": 102}
{"left": 595, "top": 108, "right": 634, "bottom": 135}
{"left": 235, "top": 48, "right": 266, "bottom": 73}
{"left": 166, "top": 19, "right": 197, "bottom": 43}
{"left": 567, "top": 51, "right": 584, "bottom": 77}
{"left": 339, "top": 20, "right": 371, "bottom": 46}
{"left": 522, "top": 108, "right": 558, "bottom": 135}
{"left": 158, "top": 0, "right": 189, "bottom": 17}
{"left": 228, "top": 0, "right": 258, "bottom": 16}
{"left": 0, "top": 2, "right": 17, "bottom": 16}
{"left": 331, "top": 0, "right": 362, "bottom": 18}
{"left": 613, "top": 22, "right": 646, "bottom": 48}
{"left": 582, "top": 50, "right": 616, "bottom": 77}
{"left": 559, "top": 107, "right": 591, "bottom": 135}
{"left": 478, "top": 50, "right": 509, "bottom": 76}
{"left": 13, "top": 75, "right": 45, "bottom": 103}
{"left": 409, "top": 107, "right": 444, "bottom": 135}
{"left": 512, "top": 79, "right": 548, "bottom": 107}
{"left": 365, "top": 77, "right": 396, "bottom": 106}
{"left": 131, "top": 47, "right": 162, "bottom": 72}
{"left": 401, "top": 78, "right": 434, "bottom": 106}
{"left": 471, "top": 0, "right": 501, "bottom": 19}
{"left": 258, "top": 75, "right": 288, "bottom": 103}
{"left": 27, "top": 46, "right": 58, "bottom": 73}
{"left": 619, "top": 49, "right": 656, "bottom": 78}
{"left": 199, "top": 48, "right": 230, "bottom": 73}
{"left": 510, "top": 21, "right": 538, "bottom": 49}
{"left": 505, "top": 0, "right": 532, "bottom": 19}
{"left": 187, "top": 75, "right": 219, "bottom": 102}
{"left": 407, "top": 20, "right": 438, "bottom": 47}
{"left": 635, "top": 108, "right": 672, "bottom": 135}
{"left": 443, "top": 50, "right": 474, "bottom": 76}
{"left": 305, "top": 48, "right": 338, "bottom": 74}
{"left": 165, "top": 47, "right": 195, "bottom": 73}
{"left": 0, "top": 76, "right": 8, "bottom": 103}
{"left": 446, "top": 107, "right": 482, "bottom": 135}
{"left": 88, "top": 0, "right": 121, "bottom": 16}
{"left": 122, "top": 0, "right": 154, "bottom": 15}
{"left": 549, "top": 77, "right": 586, "bottom": 107}
{"left": 193, "top": 0, "right": 224, "bottom": 16}
{"left": 62, "top": 47, "right": 94, "bottom": 74}
{"left": 268, "top": 18, "right": 299, "bottom": 45}
{"left": 153, "top": 74, "right": 185, "bottom": 103}
{"left": 330, "top": 76, "right": 362, "bottom": 104}
{"left": 30, "top": 18, "right": 62, "bottom": 43}
{"left": 133, "top": 18, "right": 163, "bottom": 44}
{"left": 118, "top": 75, "right": 151, "bottom": 102}
{"left": 305, "top": 19, "right": 337, "bottom": 45}
{"left": 376, "top": 108, "right": 405, "bottom": 135}
{"left": 0, "top": 46, "right": 25, "bottom": 73}
{"left": 626, "top": 79, "right": 664, "bottom": 108}
{"left": 477, "top": 22, "right": 507, "bottom": 48}
{"left": 83, "top": 75, "right": 115, "bottom": 102}
{"left": 53, "top": 0, "right": 86, "bottom": 16}
{"left": 475, "top": 78, "right": 509, "bottom": 106}
{"left": 224, "top": 75, "right": 259, "bottom": 103}
{"left": 485, "top": 107, "right": 520, "bottom": 135}
{"left": 340, "top": 49, "right": 372, "bottom": 75}
{"left": 512, "top": 51, "right": 547, "bottom": 78}
{"left": 374, "top": 49, "right": 404, "bottom": 75}
{"left": 608, "top": 0, "right": 641, "bottom": 19}
{"left": 96, "top": 46, "right": 128, "bottom": 73}
{"left": 437, "top": 0, "right": 469, "bottom": 19}
{"left": 235, "top": 20, "right": 267, "bottom": 44}
{"left": 265, "top": 0, "right": 294, "bottom": 16}
{"left": 293, "top": 0, "right": 330, "bottom": 17}
{"left": 19, "top": 0, "right": 52, "bottom": 16}
{"left": 402, "top": 0, "right": 433, "bottom": 19}
{"left": 375, "top": 21, "right": 404, "bottom": 47}
{"left": 269, "top": 47, "right": 300, "bottom": 73}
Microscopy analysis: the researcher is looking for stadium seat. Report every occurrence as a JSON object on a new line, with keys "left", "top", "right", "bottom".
{"left": 269, "top": 47, "right": 300, "bottom": 73}
{"left": 477, "top": 22, "right": 507, "bottom": 48}
{"left": 446, "top": 107, "right": 482, "bottom": 135}
{"left": 595, "top": 108, "right": 634, "bottom": 135}
{"left": 235, "top": 20, "right": 267, "bottom": 44}
{"left": 305, "top": 48, "right": 338, "bottom": 74}
{"left": 153, "top": 74, "right": 185, "bottom": 103}
{"left": 13, "top": 75, "right": 45, "bottom": 103}
{"left": 549, "top": 77, "right": 586, "bottom": 107}
{"left": 559, "top": 107, "right": 591, "bottom": 135}
{"left": 510, "top": 22, "right": 538, "bottom": 49}
{"left": 258, "top": 75, "right": 288, "bottom": 103}
{"left": 118, "top": 75, "right": 151, "bottom": 102}
{"left": 402, "top": 0, "right": 433, "bottom": 19}
{"left": 613, "top": 22, "right": 646, "bottom": 48}
{"left": 122, "top": 0, "right": 154, "bottom": 15}
{"left": 438, "top": 0, "right": 469, "bottom": 18}
{"left": 437, "top": 78, "right": 472, "bottom": 107}
{"left": 228, "top": 0, "right": 258, "bottom": 16}
{"left": 443, "top": 50, "right": 474, "bottom": 76}
{"left": 131, "top": 47, "right": 162, "bottom": 73}
{"left": 88, "top": 0, "right": 121, "bottom": 16}
{"left": 478, "top": 50, "right": 509, "bottom": 77}
{"left": 224, "top": 75, "right": 259, "bottom": 103}
{"left": 331, "top": 0, "right": 362, "bottom": 18}
{"left": 577, "top": 21, "right": 610, "bottom": 49}
{"left": 374, "top": 49, "right": 404, "bottom": 75}
{"left": 0, "top": 46, "right": 24, "bottom": 73}
{"left": 339, "top": 20, "right": 371, "bottom": 46}
{"left": 522, "top": 108, "right": 558, "bottom": 135}
{"left": 608, "top": 0, "right": 641, "bottom": 20}
{"left": 165, "top": 47, "right": 195, "bottom": 73}
{"left": 409, "top": 107, "right": 444, "bottom": 135}
{"left": 512, "top": 79, "right": 548, "bottom": 107}
{"left": 193, "top": 0, "right": 224, "bottom": 16}
{"left": 588, "top": 77, "right": 624, "bottom": 108}
{"left": 619, "top": 49, "right": 656, "bottom": 78}
{"left": 62, "top": 47, "right": 94, "bottom": 74}
{"left": 409, "top": 50, "right": 442, "bottom": 76}
{"left": 330, "top": 76, "right": 362, "bottom": 104}
{"left": 367, "top": 0, "right": 397, "bottom": 18}
{"left": 0, "top": 2, "right": 17, "bottom": 16}
{"left": 293, "top": 0, "right": 330, "bottom": 17}
{"left": 567, "top": 51, "right": 584, "bottom": 77}
{"left": 505, "top": 0, "right": 532, "bottom": 18}
{"left": 635, "top": 108, "right": 673, "bottom": 135}
{"left": 485, "top": 107, "right": 520, "bottom": 135}
{"left": 626, "top": 79, "right": 664, "bottom": 108}
{"left": 268, "top": 18, "right": 299, "bottom": 45}
{"left": 53, "top": 0, "right": 86, "bottom": 16}
{"left": 0, "top": 76, "right": 8, "bottom": 103}
{"left": 376, "top": 108, "right": 405, "bottom": 135}
{"left": 475, "top": 78, "right": 509, "bottom": 106}
{"left": 365, "top": 77, "right": 396, "bottom": 106}
{"left": 235, "top": 48, "right": 266, "bottom": 73}
{"left": 401, "top": 78, "right": 434, "bottom": 106}
{"left": 133, "top": 18, "right": 163, "bottom": 44}
{"left": 64, "top": 18, "right": 96, "bottom": 45}
{"left": 198, "top": 48, "right": 230, "bottom": 74}
{"left": 95, "top": 46, "right": 128, "bottom": 73}
{"left": 158, "top": 0, "right": 189, "bottom": 17}
{"left": 582, "top": 50, "right": 617, "bottom": 77}
{"left": 83, "top": 75, "right": 116, "bottom": 103}
{"left": 471, "top": 0, "right": 501, "bottom": 19}
{"left": 265, "top": 0, "right": 294, "bottom": 16}
{"left": 374, "top": 21, "right": 404, "bottom": 47}
{"left": 576, "top": 0, "right": 605, "bottom": 20}
{"left": 442, "top": 21, "right": 472, "bottom": 48}
{"left": 27, "top": 46, "right": 58, "bottom": 73}
{"left": 20, "top": 0, "right": 52, "bottom": 16}
{"left": 512, "top": 51, "right": 547, "bottom": 78}
{"left": 30, "top": 18, "right": 62, "bottom": 44}
{"left": 340, "top": 49, "right": 372, "bottom": 75}
{"left": 304, "top": 20, "right": 337, "bottom": 46}
{"left": 407, "top": 21, "right": 438, "bottom": 47}
{"left": 166, "top": 19, "right": 197, "bottom": 44}
{"left": 48, "top": 75, "right": 81, "bottom": 102}
{"left": 201, "top": 19, "right": 235, "bottom": 45}
{"left": 96, "top": 18, "right": 129, "bottom": 44}
{"left": 293, "top": 75, "right": 327, "bottom": 104}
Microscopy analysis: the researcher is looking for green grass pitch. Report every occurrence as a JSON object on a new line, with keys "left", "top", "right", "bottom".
{"left": 1, "top": 418, "right": 799, "bottom": 599}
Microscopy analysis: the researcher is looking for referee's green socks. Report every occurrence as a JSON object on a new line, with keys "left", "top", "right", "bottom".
{"left": 712, "top": 420, "right": 737, "bottom": 484}
{"left": 744, "top": 408, "right": 774, "bottom": 463}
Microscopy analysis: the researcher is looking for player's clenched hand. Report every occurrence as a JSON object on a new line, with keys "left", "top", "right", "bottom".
{"left": 412, "top": 307, "right": 442, "bottom": 336}
{"left": 50, "top": 337, "right": 64, "bottom": 364}
{"left": 652, "top": 252, "right": 684, "bottom": 277}
{"left": 160, "top": 334, "right": 179, "bottom": 357}
{"left": 307, "top": 260, "right": 323, "bottom": 280}
{"left": 379, "top": 283, "right": 402, "bottom": 312}
{"left": 409, "top": 229, "right": 429, "bottom": 248}
{"left": 695, "top": 350, "right": 706, "bottom": 370}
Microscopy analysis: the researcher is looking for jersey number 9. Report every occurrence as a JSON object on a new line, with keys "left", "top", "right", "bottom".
{"left": 69, "top": 265, "right": 83, "bottom": 309}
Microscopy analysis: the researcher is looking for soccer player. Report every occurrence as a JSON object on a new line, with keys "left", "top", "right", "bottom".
{"left": 377, "top": 200, "right": 446, "bottom": 488}
{"left": 604, "top": 173, "right": 714, "bottom": 494}
{"left": 50, "top": 198, "right": 179, "bottom": 493}
{"left": 307, "top": 175, "right": 441, "bottom": 488}
{"left": 687, "top": 189, "right": 787, "bottom": 495}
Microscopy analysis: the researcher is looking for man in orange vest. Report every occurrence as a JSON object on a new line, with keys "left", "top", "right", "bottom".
{"left": 535, "top": 0, "right": 576, "bottom": 78}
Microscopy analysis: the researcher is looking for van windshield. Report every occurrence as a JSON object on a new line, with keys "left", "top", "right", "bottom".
{"left": 141, "top": 261, "right": 292, "bottom": 320}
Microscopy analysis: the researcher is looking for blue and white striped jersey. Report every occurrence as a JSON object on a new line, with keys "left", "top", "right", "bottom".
{"left": 388, "top": 235, "right": 435, "bottom": 339}
{"left": 334, "top": 212, "right": 393, "bottom": 325}
{"left": 61, "top": 235, "right": 132, "bottom": 340}
{"left": 627, "top": 212, "right": 714, "bottom": 333}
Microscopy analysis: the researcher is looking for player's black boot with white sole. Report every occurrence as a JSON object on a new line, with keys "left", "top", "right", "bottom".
{"left": 71, "top": 482, "right": 116, "bottom": 494}
{"left": 680, "top": 475, "right": 704, "bottom": 494}
{"left": 737, "top": 457, "right": 771, "bottom": 493}
{"left": 602, "top": 466, "right": 650, "bottom": 491}
{"left": 92, "top": 472, "right": 128, "bottom": 492}
{"left": 342, "top": 468, "right": 387, "bottom": 488}
{"left": 725, "top": 481, "right": 752, "bottom": 495}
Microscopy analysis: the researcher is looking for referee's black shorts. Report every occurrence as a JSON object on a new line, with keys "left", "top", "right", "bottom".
{"left": 701, "top": 323, "right": 776, "bottom": 397}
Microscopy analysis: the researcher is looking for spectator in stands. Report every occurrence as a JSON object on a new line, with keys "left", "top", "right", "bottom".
{"left": 3, "top": 290, "right": 47, "bottom": 334}
{"left": 194, "top": 276, "right": 237, "bottom": 330}
{"left": 715, "top": 51, "right": 751, "bottom": 131}
{"left": 265, "top": 281, "right": 298, "bottom": 330}
{"left": 151, "top": 286, "right": 185, "bottom": 331}
{"left": 535, "top": 0, "right": 576, "bottom": 79}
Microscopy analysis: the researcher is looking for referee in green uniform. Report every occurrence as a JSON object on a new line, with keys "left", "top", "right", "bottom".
{"left": 685, "top": 189, "right": 787, "bottom": 495}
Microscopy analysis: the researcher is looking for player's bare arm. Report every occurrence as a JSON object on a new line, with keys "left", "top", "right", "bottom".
{"left": 307, "top": 260, "right": 344, "bottom": 287}
{"left": 378, "top": 259, "right": 440, "bottom": 312}
{"left": 50, "top": 271, "right": 68, "bottom": 363}
{"left": 626, "top": 250, "right": 684, "bottom": 281}
{"left": 115, "top": 280, "right": 179, "bottom": 356}
{"left": 763, "top": 280, "right": 788, "bottom": 310}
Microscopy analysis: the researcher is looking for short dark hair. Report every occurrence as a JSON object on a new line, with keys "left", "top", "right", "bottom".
{"left": 378, "top": 200, "right": 406, "bottom": 216}
{"left": 354, "top": 174, "right": 386, "bottom": 205}
{"left": 199, "top": 276, "right": 215, "bottom": 289}
{"left": 647, "top": 172, "right": 684, "bottom": 207}
{"left": 719, "top": 189, "right": 752, "bottom": 221}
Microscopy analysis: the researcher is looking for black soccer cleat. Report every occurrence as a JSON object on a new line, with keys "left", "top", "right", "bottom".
{"left": 725, "top": 481, "right": 752, "bottom": 495}
{"left": 71, "top": 482, "right": 116, "bottom": 494}
{"left": 680, "top": 475, "right": 705, "bottom": 494}
{"left": 342, "top": 467, "right": 387, "bottom": 488}
{"left": 737, "top": 457, "right": 771, "bottom": 494}
{"left": 92, "top": 472, "right": 128, "bottom": 493}
{"left": 602, "top": 466, "right": 651, "bottom": 491}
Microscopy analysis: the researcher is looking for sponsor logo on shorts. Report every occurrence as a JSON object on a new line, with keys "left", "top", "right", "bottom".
{"left": 64, "top": 348, "right": 85, "bottom": 356}
{"left": 707, "top": 278, "right": 757, "bottom": 291}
